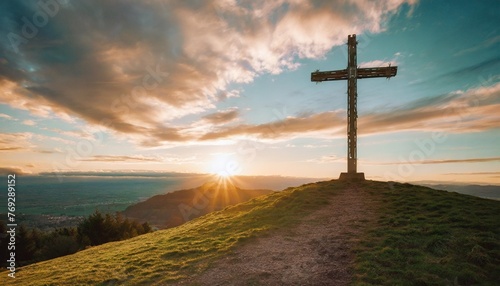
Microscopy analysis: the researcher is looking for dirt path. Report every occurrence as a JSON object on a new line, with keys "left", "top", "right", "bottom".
{"left": 176, "top": 185, "right": 379, "bottom": 285}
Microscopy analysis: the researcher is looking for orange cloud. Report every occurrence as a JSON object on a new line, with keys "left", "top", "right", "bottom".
{"left": 0, "top": 133, "right": 35, "bottom": 151}
{"left": 200, "top": 110, "right": 345, "bottom": 141}
{"left": 360, "top": 82, "right": 500, "bottom": 134}
{"left": 79, "top": 155, "right": 163, "bottom": 163}
{"left": 202, "top": 108, "right": 240, "bottom": 125}
{"left": 0, "top": 167, "right": 28, "bottom": 175}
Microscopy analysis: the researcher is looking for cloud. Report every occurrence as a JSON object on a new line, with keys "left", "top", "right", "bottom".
{"left": 22, "top": 119, "right": 36, "bottom": 126}
{"left": 33, "top": 133, "right": 75, "bottom": 145}
{"left": 78, "top": 155, "right": 163, "bottom": 163}
{"left": 48, "top": 128, "right": 96, "bottom": 141}
{"left": 36, "top": 149, "right": 56, "bottom": 154}
{"left": 454, "top": 35, "right": 500, "bottom": 57}
{"left": 0, "top": 113, "right": 14, "bottom": 120}
{"left": 0, "top": 166, "right": 28, "bottom": 175}
{"left": 0, "top": 147, "right": 24, "bottom": 151}
{"left": 307, "top": 155, "right": 344, "bottom": 163}
{"left": 0, "top": 132, "right": 35, "bottom": 151}
{"left": 359, "top": 60, "right": 397, "bottom": 68}
{"left": 0, "top": 0, "right": 416, "bottom": 146}
{"left": 200, "top": 110, "right": 345, "bottom": 141}
{"left": 202, "top": 108, "right": 239, "bottom": 125}
{"left": 303, "top": 144, "right": 331, "bottom": 148}
{"left": 38, "top": 170, "right": 205, "bottom": 178}
{"left": 164, "top": 156, "right": 197, "bottom": 164}
{"left": 417, "top": 157, "right": 500, "bottom": 165}
{"left": 420, "top": 57, "right": 500, "bottom": 87}
{"left": 77, "top": 154, "right": 196, "bottom": 164}
{"left": 378, "top": 157, "right": 500, "bottom": 165}
{"left": 0, "top": 132, "right": 64, "bottom": 153}
{"left": 444, "top": 172, "right": 500, "bottom": 176}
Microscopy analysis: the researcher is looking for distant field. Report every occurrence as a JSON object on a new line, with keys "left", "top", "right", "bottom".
{"left": 0, "top": 173, "right": 322, "bottom": 217}
{"left": 0, "top": 175, "right": 190, "bottom": 217}
{"left": 423, "top": 184, "right": 500, "bottom": 201}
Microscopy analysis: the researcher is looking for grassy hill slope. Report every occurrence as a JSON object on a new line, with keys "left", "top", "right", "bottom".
{"left": 123, "top": 181, "right": 273, "bottom": 229}
{"left": 2, "top": 180, "right": 499, "bottom": 285}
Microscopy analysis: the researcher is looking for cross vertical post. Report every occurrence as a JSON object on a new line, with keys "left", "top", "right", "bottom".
{"left": 311, "top": 34, "right": 397, "bottom": 181}
{"left": 347, "top": 34, "right": 357, "bottom": 174}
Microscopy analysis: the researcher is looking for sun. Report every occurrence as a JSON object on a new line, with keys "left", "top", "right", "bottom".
{"left": 209, "top": 153, "right": 241, "bottom": 179}
{"left": 216, "top": 170, "right": 232, "bottom": 179}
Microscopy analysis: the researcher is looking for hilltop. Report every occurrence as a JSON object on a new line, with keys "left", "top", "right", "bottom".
{"left": 3, "top": 180, "right": 499, "bottom": 285}
{"left": 123, "top": 181, "right": 274, "bottom": 229}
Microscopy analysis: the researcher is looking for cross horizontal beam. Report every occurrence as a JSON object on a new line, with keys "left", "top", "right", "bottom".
{"left": 311, "top": 66, "right": 397, "bottom": 82}
{"left": 357, "top": 66, "right": 397, "bottom": 79}
{"left": 311, "top": 69, "right": 348, "bottom": 81}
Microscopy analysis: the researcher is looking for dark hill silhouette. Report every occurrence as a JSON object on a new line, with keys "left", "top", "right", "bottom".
{"left": 123, "top": 180, "right": 273, "bottom": 228}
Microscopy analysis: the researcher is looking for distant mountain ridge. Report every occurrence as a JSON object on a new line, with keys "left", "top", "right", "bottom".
{"left": 123, "top": 180, "right": 274, "bottom": 228}
{"left": 423, "top": 184, "right": 500, "bottom": 200}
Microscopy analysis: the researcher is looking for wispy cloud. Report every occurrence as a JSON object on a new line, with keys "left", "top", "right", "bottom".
{"left": 22, "top": 119, "right": 36, "bottom": 126}
{"left": 307, "top": 155, "right": 344, "bottom": 164}
{"left": 424, "top": 57, "right": 500, "bottom": 86}
{"left": 76, "top": 154, "right": 197, "bottom": 164}
{"left": 303, "top": 144, "right": 331, "bottom": 148}
{"left": 202, "top": 108, "right": 240, "bottom": 125}
{"left": 200, "top": 110, "right": 345, "bottom": 141}
{"left": 0, "top": 133, "right": 35, "bottom": 151}
{"left": 377, "top": 157, "right": 500, "bottom": 165}
{"left": 0, "top": 113, "right": 14, "bottom": 120}
{"left": 36, "top": 150, "right": 56, "bottom": 154}
{"left": 454, "top": 35, "right": 500, "bottom": 56}
{"left": 78, "top": 155, "right": 163, "bottom": 163}
{"left": 417, "top": 157, "right": 500, "bottom": 164}
{"left": 33, "top": 133, "right": 75, "bottom": 145}
{"left": 359, "top": 60, "right": 397, "bottom": 68}
{"left": 0, "top": 147, "right": 24, "bottom": 151}
{"left": 0, "top": 167, "right": 28, "bottom": 175}
{"left": 444, "top": 172, "right": 500, "bottom": 176}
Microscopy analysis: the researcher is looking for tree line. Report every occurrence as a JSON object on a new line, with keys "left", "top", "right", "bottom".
{"left": 0, "top": 211, "right": 152, "bottom": 267}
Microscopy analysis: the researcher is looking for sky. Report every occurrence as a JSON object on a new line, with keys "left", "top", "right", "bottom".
{"left": 0, "top": 0, "right": 499, "bottom": 184}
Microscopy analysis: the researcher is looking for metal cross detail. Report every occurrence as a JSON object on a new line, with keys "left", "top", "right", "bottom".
{"left": 311, "top": 34, "right": 397, "bottom": 181}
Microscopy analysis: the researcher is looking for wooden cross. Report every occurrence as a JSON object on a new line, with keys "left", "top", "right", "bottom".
{"left": 311, "top": 34, "right": 397, "bottom": 181}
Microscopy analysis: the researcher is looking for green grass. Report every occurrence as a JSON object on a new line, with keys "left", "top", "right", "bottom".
{"left": 354, "top": 182, "right": 500, "bottom": 285}
{"left": 2, "top": 180, "right": 346, "bottom": 285}
{"left": 2, "top": 180, "right": 499, "bottom": 285}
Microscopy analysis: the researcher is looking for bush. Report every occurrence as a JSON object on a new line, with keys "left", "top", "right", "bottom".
{"left": 77, "top": 211, "right": 152, "bottom": 247}
{"left": 0, "top": 211, "right": 153, "bottom": 267}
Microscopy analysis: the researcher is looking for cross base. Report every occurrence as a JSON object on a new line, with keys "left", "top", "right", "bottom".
{"left": 339, "top": 172, "right": 365, "bottom": 181}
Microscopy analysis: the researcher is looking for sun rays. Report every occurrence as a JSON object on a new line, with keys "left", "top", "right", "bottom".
{"left": 202, "top": 172, "right": 244, "bottom": 210}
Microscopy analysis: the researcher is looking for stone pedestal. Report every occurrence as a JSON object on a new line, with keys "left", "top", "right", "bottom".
{"left": 339, "top": 172, "right": 365, "bottom": 181}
